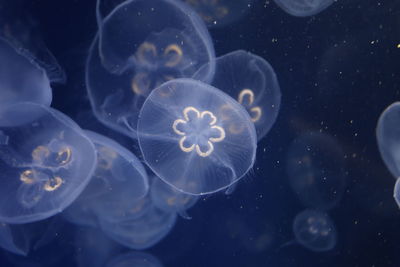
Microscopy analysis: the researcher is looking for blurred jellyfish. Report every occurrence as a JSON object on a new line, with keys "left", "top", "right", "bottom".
{"left": 273, "top": 0, "right": 335, "bottom": 17}
{"left": 0, "top": 102, "right": 97, "bottom": 223}
{"left": 137, "top": 78, "right": 257, "bottom": 195}
{"left": 377, "top": 102, "right": 400, "bottom": 179}
{"left": 394, "top": 178, "right": 400, "bottom": 209}
{"left": 0, "top": 223, "right": 29, "bottom": 256}
{"left": 286, "top": 132, "right": 346, "bottom": 210}
{"left": 87, "top": 0, "right": 215, "bottom": 138}
{"left": 105, "top": 252, "right": 163, "bottom": 267}
{"left": 194, "top": 50, "right": 281, "bottom": 141}
{"left": 64, "top": 130, "right": 149, "bottom": 226}
{"left": 150, "top": 177, "right": 199, "bottom": 219}
{"left": 293, "top": 209, "right": 337, "bottom": 252}
{"left": 183, "top": 0, "right": 255, "bottom": 28}
{"left": 100, "top": 200, "right": 177, "bottom": 250}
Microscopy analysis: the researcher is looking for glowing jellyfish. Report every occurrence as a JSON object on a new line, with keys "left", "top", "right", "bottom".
{"left": 273, "top": 0, "right": 334, "bottom": 17}
{"left": 150, "top": 177, "right": 199, "bottom": 219}
{"left": 87, "top": 0, "right": 215, "bottom": 138}
{"left": 377, "top": 102, "right": 400, "bottom": 179}
{"left": 194, "top": 50, "right": 281, "bottom": 141}
{"left": 106, "top": 252, "right": 163, "bottom": 267}
{"left": 137, "top": 78, "right": 257, "bottom": 195}
{"left": 293, "top": 209, "right": 337, "bottom": 252}
{"left": 0, "top": 102, "right": 97, "bottom": 223}
{"left": 183, "top": 0, "right": 255, "bottom": 28}
{"left": 286, "top": 132, "right": 346, "bottom": 210}
{"left": 100, "top": 201, "right": 177, "bottom": 250}
{"left": 64, "top": 130, "right": 149, "bottom": 226}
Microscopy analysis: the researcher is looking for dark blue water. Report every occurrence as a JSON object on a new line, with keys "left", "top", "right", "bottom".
{"left": 1, "top": 0, "right": 400, "bottom": 266}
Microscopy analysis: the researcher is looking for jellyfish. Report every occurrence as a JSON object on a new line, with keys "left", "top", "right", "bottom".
{"left": 194, "top": 50, "right": 281, "bottom": 141}
{"left": 0, "top": 223, "right": 29, "bottom": 256}
{"left": 394, "top": 178, "right": 400, "bottom": 209}
{"left": 100, "top": 201, "right": 177, "bottom": 250}
{"left": 377, "top": 102, "right": 400, "bottom": 179}
{"left": 286, "top": 132, "right": 346, "bottom": 210}
{"left": 63, "top": 130, "right": 149, "bottom": 226}
{"left": 273, "top": 0, "right": 335, "bottom": 17}
{"left": 150, "top": 176, "right": 199, "bottom": 219}
{"left": 293, "top": 209, "right": 337, "bottom": 252}
{"left": 87, "top": 0, "right": 216, "bottom": 138}
{"left": 0, "top": 102, "right": 97, "bottom": 223}
{"left": 182, "top": 0, "right": 255, "bottom": 28}
{"left": 106, "top": 252, "right": 163, "bottom": 267}
{"left": 137, "top": 78, "right": 257, "bottom": 195}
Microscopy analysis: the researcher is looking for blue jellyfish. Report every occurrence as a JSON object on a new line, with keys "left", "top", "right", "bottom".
{"left": 150, "top": 176, "right": 199, "bottom": 219}
{"left": 106, "top": 252, "right": 163, "bottom": 267}
{"left": 137, "top": 78, "right": 257, "bottom": 195}
{"left": 194, "top": 50, "right": 281, "bottom": 141}
{"left": 64, "top": 130, "right": 149, "bottom": 226}
{"left": 100, "top": 200, "right": 177, "bottom": 250}
{"left": 182, "top": 0, "right": 255, "bottom": 28}
{"left": 293, "top": 209, "right": 337, "bottom": 252}
{"left": 0, "top": 223, "right": 29, "bottom": 256}
{"left": 0, "top": 102, "right": 97, "bottom": 223}
{"left": 394, "top": 178, "right": 400, "bottom": 209}
{"left": 273, "top": 0, "right": 335, "bottom": 17}
{"left": 86, "top": 0, "right": 215, "bottom": 138}
{"left": 377, "top": 102, "right": 400, "bottom": 179}
{"left": 286, "top": 132, "right": 346, "bottom": 210}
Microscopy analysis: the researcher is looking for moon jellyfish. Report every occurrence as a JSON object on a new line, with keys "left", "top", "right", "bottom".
{"left": 194, "top": 50, "right": 281, "bottom": 141}
{"left": 106, "top": 252, "right": 163, "bottom": 267}
{"left": 150, "top": 177, "right": 199, "bottom": 219}
{"left": 64, "top": 130, "right": 149, "bottom": 226}
{"left": 100, "top": 201, "right": 177, "bottom": 250}
{"left": 87, "top": 0, "right": 215, "bottom": 138}
{"left": 377, "top": 102, "right": 400, "bottom": 179}
{"left": 183, "top": 0, "right": 254, "bottom": 28}
{"left": 293, "top": 209, "right": 337, "bottom": 252}
{"left": 137, "top": 78, "right": 257, "bottom": 195}
{"left": 273, "top": 0, "right": 334, "bottom": 17}
{"left": 0, "top": 37, "right": 52, "bottom": 119}
{"left": 0, "top": 102, "right": 97, "bottom": 223}
{"left": 286, "top": 132, "right": 346, "bottom": 210}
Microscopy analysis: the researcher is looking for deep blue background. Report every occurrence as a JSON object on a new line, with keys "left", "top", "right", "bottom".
{"left": 1, "top": 0, "right": 400, "bottom": 266}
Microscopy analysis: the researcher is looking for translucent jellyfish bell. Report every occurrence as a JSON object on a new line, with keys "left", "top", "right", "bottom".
{"left": 182, "top": 0, "right": 255, "bottom": 28}
{"left": 286, "top": 132, "right": 346, "bottom": 210}
{"left": 194, "top": 50, "right": 281, "bottom": 141}
{"left": 63, "top": 130, "right": 149, "bottom": 226}
{"left": 150, "top": 176, "right": 199, "bottom": 219}
{"left": 87, "top": 0, "right": 215, "bottom": 138}
{"left": 137, "top": 78, "right": 257, "bottom": 195}
{"left": 377, "top": 102, "right": 400, "bottom": 179}
{"left": 0, "top": 37, "right": 52, "bottom": 119}
{"left": 273, "top": 0, "right": 334, "bottom": 17}
{"left": 293, "top": 209, "right": 337, "bottom": 252}
{"left": 0, "top": 102, "right": 97, "bottom": 223}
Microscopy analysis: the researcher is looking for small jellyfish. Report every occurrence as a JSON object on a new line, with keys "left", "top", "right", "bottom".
{"left": 273, "top": 0, "right": 335, "bottom": 17}
{"left": 394, "top": 178, "right": 400, "bottom": 209}
{"left": 64, "top": 130, "right": 149, "bottom": 226}
{"left": 293, "top": 209, "right": 337, "bottom": 252}
{"left": 100, "top": 201, "right": 177, "bottom": 250}
{"left": 87, "top": 0, "right": 215, "bottom": 138}
{"left": 183, "top": 0, "right": 255, "bottom": 28}
{"left": 0, "top": 223, "right": 29, "bottom": 256}
{"left": 137, "top": 78, "right": 257, "bottom": 195}
{"left": 0, "top": 102, "right": 97, "bottom": 223}
{"left": 286, "top": 132, "right": 346, "bottom": 210}
{"left": 150, "top": 177, "right": 199, "bottom": 219}
{"left": 106, "top": 252, "right": 163, "bottom": 267}
{"left": 377, "top": 102, "right": 400, "bottom": 179}
{"left": 194, "top": 50, "right": 281, "bottom": 141}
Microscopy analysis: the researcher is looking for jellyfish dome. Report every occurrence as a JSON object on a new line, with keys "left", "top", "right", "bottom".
{"left": 0, "top": 102, "right": 97, "bottom": 223}
{"left": 377, "top": 102, "right": 400, "bottom": 179}
{"left": 137, "top": 78, "right": 257, "bottom": 195}
{"left": 86, "top": 0, "right": 215, "bottom": 138}
{"left": 293, "top": 209, "right": 337, "bottom": 252}
{"left": 273, "top": 0, "right": 335, "bottom": 17}
{"left": 194, "top": 50, "right": 281, "bottom": 141}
